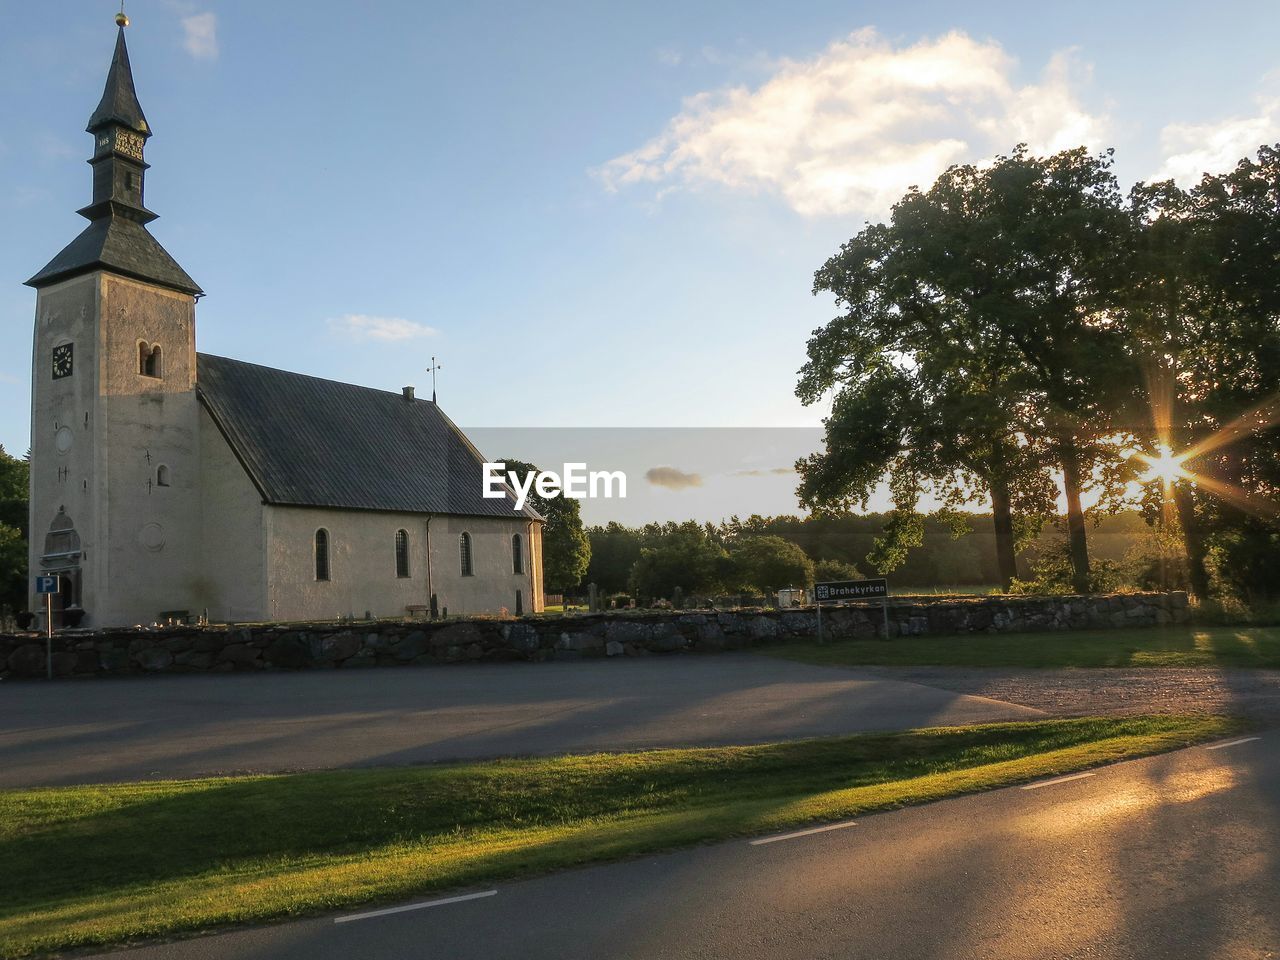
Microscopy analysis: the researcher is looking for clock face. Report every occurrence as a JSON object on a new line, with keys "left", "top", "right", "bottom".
{"left": 52, "top": 343, "right": 73, "bottom": 380}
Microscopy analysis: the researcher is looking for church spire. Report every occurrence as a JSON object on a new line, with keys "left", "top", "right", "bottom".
{"left": 26, "top": 14, "right": 201, "bottom": 295}
{"left": 86, "top": 25, "right": 150, "bottom": 138}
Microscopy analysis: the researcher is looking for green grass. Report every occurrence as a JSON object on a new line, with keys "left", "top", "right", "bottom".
{"left": 759, "top": 624, "right": 1280, "bottom": 669}
{"left": 0, "top": 715, "right": 1240, "bottom": 958}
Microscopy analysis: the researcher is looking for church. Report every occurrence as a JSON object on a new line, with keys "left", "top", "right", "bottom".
{"left": 26, "top": 18, "right": 544, "bottom": 628}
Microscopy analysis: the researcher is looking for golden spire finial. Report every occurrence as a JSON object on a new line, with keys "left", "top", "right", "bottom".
{"left": 115, "top": 1, "right": 129, "bottom": 27}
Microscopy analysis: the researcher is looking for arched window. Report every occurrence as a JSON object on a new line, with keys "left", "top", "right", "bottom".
{"left": 315, "top": 528, "right": 330, "bottom": 581}
{"left": 156, "top": 465, "right": 170, "bottom": 487}
{"left": 395, "top": 529, "right": 410, "bottom": 578}
{"left": 512, "top": 533, "right": 524, "bottom": 575}
{"left": 139, "top": 342, "right": 162, "bottom": 378}
{"left": 459, "top": 532, "right": 473, "bottom": 577}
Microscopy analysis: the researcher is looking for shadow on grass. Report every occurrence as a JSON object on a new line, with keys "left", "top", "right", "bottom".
{"left": 760, "top": 625, "right": 1280, "bottom": 670}
{"left": 0, "top": 714, "right": 1243, "bottom": 958}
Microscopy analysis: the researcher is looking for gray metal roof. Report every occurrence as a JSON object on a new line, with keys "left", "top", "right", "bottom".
{"left": 26, "top": 215, "right": 202, "bottom": 294}
{"left": 197, "top": 354, "right": 540, "bottom": 520}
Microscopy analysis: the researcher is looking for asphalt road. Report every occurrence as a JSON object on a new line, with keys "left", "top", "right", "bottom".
{"left": 0, "top": 655, "right": 1040, "bottom": 787}
{"left": 95, "top": 734, "right": 1277, "bottom": 960}
{"left": 861, "top": 664, "right": 1280, "bottom": 723}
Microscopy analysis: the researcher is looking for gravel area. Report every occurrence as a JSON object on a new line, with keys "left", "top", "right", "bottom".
{"left": 859, "top": 665, "right": 1280, "bottom": 722}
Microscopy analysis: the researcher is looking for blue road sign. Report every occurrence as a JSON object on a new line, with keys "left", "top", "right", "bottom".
{"left": 814, "top": 578, "right": 888, "bottom": 602}
{"left": 35, "top": 576, "right": 59, "bottom": 595}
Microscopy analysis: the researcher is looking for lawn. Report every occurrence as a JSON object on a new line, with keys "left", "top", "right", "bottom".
{"left": 759, "top": 624, "right": 1280, "bottom": 669}
{"left": 0, "top": 714, "right": 1240, "bottom": 958}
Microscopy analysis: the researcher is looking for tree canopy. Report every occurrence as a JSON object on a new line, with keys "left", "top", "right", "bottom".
{"left": 496, "top": 459, "right": 590, "bottom": 593}
{"left": 799, "top": 143, "right": 1280, "bottom": 603}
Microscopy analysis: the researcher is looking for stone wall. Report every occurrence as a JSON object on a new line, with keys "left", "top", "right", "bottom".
{"left": 0, "top": 592, "right": 1189, "bottom": 679}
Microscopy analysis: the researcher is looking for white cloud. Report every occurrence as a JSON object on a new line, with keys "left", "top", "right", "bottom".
{"left": 0, "top": 372, "right": 21, "bottom": 385}
{"left": 645, "top": 466, "right": 703, "bottom": 490}
{"left": 181, "top": 12, "right": 218, "bottom": 61}
{"left": 329, "top": 314, "right": 438, "bottom": 342}
{"left": 1154, "top": 85, "right": 1280, "bottom": 184}
{"left": 597, "top": 29, "right": 1108, "bottom": 218}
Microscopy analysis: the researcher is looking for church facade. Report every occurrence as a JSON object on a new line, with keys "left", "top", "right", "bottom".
{"left": 26, "top": 23, "right": 543, "bottom": 628}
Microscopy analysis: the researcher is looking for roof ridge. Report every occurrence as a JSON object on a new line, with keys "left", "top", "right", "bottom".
{"left": 197, "top": 353, "right": 436, "bottom": 403}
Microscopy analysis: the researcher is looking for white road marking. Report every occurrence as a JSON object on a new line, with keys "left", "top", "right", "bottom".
{"left": 1020, "top": 771, "right": 1096, "bottom": 791}
{"left": 333, "top": 890, "right": 498, "bottom": 924}
{"left": 1204, "top": 736, "right": 1262, "bottom": 751}
{"left": 749, "top": 820, "right": 858, "bottom": 845}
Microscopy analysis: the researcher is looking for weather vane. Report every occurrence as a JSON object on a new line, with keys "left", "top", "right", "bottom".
{"left": 428, "top": 356, "right": 443, "bottom": 403}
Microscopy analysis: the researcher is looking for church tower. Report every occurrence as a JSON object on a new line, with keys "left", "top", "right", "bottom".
{"left": 26, "top": 16, "right": 204, "bottom": 627}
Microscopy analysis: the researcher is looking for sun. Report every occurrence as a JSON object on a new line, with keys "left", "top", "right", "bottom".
{"left": 1136, "top": 444, "right": 1188, "bottom": 485}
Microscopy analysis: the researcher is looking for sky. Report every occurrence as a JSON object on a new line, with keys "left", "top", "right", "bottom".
{"left": 3, "top": 1, "right": 1279, "bottom": 523}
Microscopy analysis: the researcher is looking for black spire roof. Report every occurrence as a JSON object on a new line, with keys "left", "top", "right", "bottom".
{"left": 86, "top": 27, "right": 150, "bottom": 135}
{"left": 26, "top": 23, "right": 200, "bottom": 295}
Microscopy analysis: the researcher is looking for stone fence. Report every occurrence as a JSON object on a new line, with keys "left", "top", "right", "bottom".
{"left": 0, "top": 592, "right": 1189, "bottom": 679}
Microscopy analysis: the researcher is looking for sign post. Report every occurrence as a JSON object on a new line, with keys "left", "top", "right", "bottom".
{"left": 35, "top": 576, "right": 60, "bottom": 680}
{"left": 813, "top": 578, "right": 890, "bottom": 643}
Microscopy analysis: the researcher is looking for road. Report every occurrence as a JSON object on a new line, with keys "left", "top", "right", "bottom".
{"left": 862, "top": 664, "right": 1280, "bottom": 722}
{"left": 95, "top": 734, "right": 1277, "bottom": 960}
{"left": 0, "top": 654, "right": 1040, "bottom": 787}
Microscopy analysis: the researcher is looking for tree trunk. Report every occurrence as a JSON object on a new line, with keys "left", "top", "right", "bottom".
{"left": 1171, "top": 481, "right": 1211, "bottom": 600}
{"left": 990, "top": 476, "right": 1019, "bottom": 591}
{"left": 1057, "top": 434, "right": 1091, "bottom": 593}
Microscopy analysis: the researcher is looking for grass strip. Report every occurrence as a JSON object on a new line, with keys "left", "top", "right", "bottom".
{"left": 0, "top": 714, "right": 1242, "bottom": 958}
{"left": 759, "top": 624, "right": 1280, "bottom": 669}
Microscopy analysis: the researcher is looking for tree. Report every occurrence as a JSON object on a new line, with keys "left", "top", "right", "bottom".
{"left": 584, "top": 522, "right": 643, "bottom": 594}
{"left": 729, "top": 536, "right": 814, "bottom": 594}
{"left": 800, "top": 148, "right": 1122, "bottom": 590}
{"left": 496, "top": 459, "right": 590, "bottom": 593}
{"left": 1130, "top": 148, "right": 1280, "bottom": 602}
{"left": 0, "top": 445, "right": 28, "bottom": 536}
{"left": 628, "top": 521, "right": 728, "bottom": 600}
{"left": 813, "top": 558, "right": 860, "bottom": 583}
{"left": 0, "top": 446, "right": 29, "bottom": 617}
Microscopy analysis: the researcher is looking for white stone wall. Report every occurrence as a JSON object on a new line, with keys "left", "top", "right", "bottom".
{"left": 29, "top": 272, "right": 204, "bottom": 628}
{"left": 197, "top": 406, "right": 266, "bottom": 621}
{"left": 29, "top": 275, "right": 102, "bottom": 618}
{"left": 96, "top": 275, "right": 203, "bottom": 626}
{"left": 263, "top": 506, "right": 543, "bottom": 622}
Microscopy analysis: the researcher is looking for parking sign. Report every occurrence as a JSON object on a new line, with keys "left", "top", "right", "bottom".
{"left": 36, "top": 576, "right": 59, "bottom": 594}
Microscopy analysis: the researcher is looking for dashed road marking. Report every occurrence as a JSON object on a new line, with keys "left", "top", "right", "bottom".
{"left": 1204, "top": 736, "right": 1261, "bottom": 751}
{"left": 334, "top": 890, "right": 498, "bottom": 924}
{"left": 1020, "top": 771, "right": 1096, "bottom": 791}
{"left": 749, "top": 820, "right": 858, "bottom": 845}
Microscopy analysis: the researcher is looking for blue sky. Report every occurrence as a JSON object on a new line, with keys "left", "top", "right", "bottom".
{"left": 4, "top": 1, "right": 1279, "bottom": 520}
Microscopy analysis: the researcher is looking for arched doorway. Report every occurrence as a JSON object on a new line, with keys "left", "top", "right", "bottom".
{"left": 40, "top": 506, "right": 83, "bottom": 625}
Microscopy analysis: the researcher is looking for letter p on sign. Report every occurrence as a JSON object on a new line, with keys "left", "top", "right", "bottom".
{"left": 36, "top": 576, "right": 59, "bottom": 594}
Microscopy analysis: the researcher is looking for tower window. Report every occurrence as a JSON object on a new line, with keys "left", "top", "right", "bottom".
{"left": 139, "top": 342, "right": 162, "bottom": 378}
{"left": 459, "top": 532, "right": 473, "bottom": 577}
{"left": 315, "top": 528, "right": 330, "bottom": 582}
{"left": 156, "top": 465, "right": 170, "bottom": 487}
{"left": 512, "top": 533, "right": 524, "bottom": 575}
{"left": 395, "top": 529, "right": 410, "bottom": 578}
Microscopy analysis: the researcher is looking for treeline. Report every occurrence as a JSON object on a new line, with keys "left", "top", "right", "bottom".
{"left": 582, "top": 511, "right": 1160, "bottom": 600}
{"left": 0, "top": 446, "right": 30, "bottom": 622}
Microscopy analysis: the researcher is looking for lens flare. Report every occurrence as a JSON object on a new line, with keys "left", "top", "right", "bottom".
{"left": 1139, "top": 445, "right": 1188, "bottom": 485}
